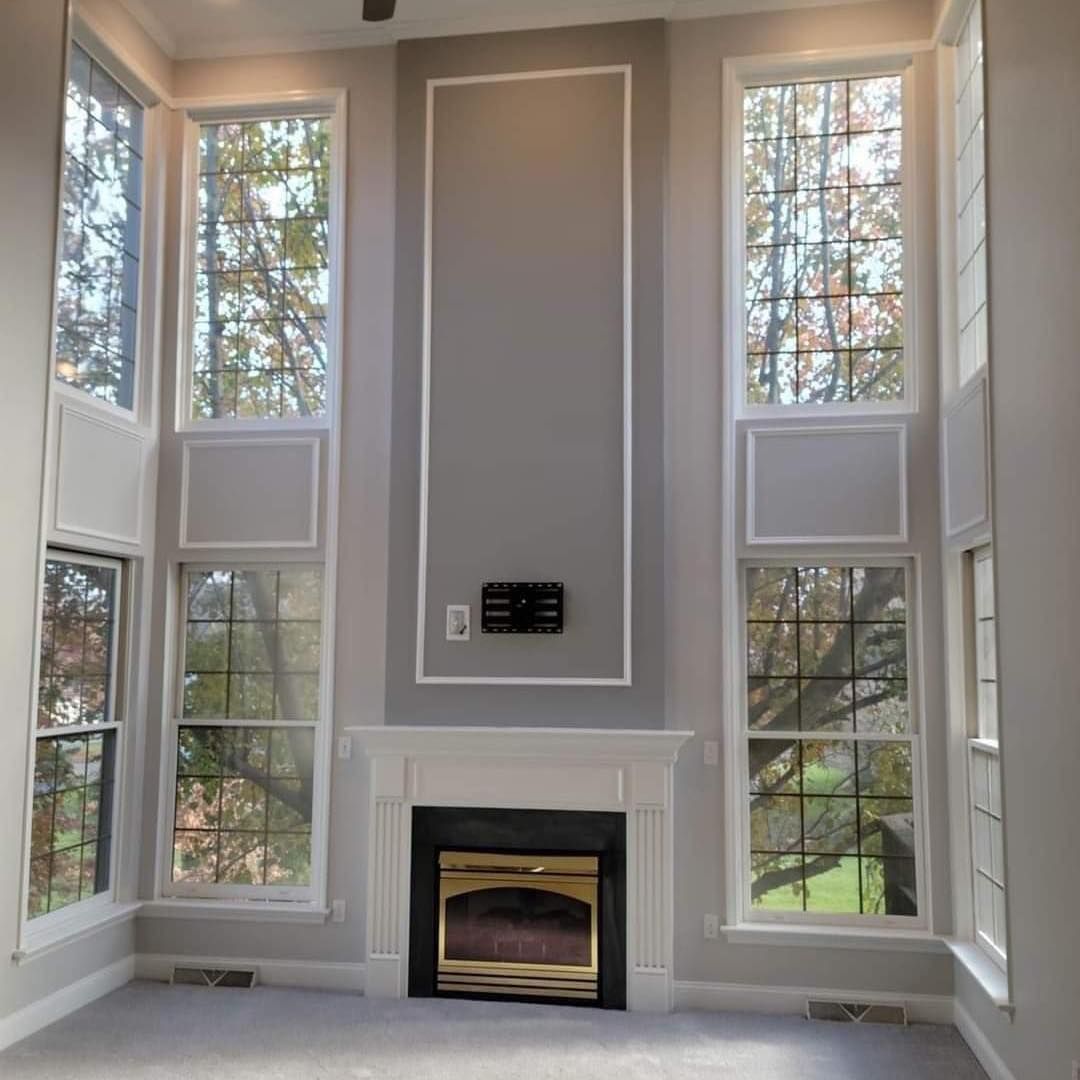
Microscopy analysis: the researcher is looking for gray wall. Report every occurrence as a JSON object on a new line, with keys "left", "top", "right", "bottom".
{"left": 665, "top": 0, "right": 953, "bottom": 993}
{"left": 953, "top": 0, "right": 1080, "bottom": 1075}
{"left": 0, "top": 0, "right": 139, "bottom": 1023}
{"left": 385, "top": 22, "right": 666, "bottom": 724}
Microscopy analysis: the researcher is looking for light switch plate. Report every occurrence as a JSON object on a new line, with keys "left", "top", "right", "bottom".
{"left": 703, "top": 914, "right": 720, "bottom": 940}
{"left": 336, "top": 735, "right": 352, "bottom": 760}
{"left": 446, "top": 604, "right": 470, "bottom": 641}
{"left": 703, "top": 740, "right": 720, "bottom": 766}
{"left": 331, "top": 899, "right": 346, "bottom": 923}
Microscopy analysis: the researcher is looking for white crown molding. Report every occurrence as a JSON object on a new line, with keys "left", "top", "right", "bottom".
{"left": 120, "top": 0, "right": 899, "bottom": 61}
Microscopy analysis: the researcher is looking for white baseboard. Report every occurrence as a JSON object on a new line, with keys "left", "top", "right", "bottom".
{"left": 134, "top": 952, "right": 366, "bottom": 993}
{"left": 673, "top": 979, "right": 955, "bottom": 1025}
{"left": 953, "top": 998, "right": 1017, "bottom": 1080}
{"left": 0, "top": 954, "right": 135, "bottom": 1052}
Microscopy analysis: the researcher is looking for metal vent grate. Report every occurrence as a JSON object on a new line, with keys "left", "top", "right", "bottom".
{"left": 806, "top": 1000, "right": 907, "bottom": 1025}
{"left": 171, "top": 966, "right": 257, "bottom": 989}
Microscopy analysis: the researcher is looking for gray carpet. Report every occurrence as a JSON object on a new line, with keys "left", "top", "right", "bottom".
{"left": 1, "top": 981, "right": 987, "bottom": 1079}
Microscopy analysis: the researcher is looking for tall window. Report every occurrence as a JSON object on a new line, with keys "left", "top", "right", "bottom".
{"left": 954, "top": 0, "right": 987, "bottom": 384}
{"left": 28, "top": 554, "right": 122, "bottom": 919}
{"left": 55, "top": 42, "right": 144, "bottom": 410}
{"left": 169, "top": 567, "right": 323, "bottom": 896}
{"left": 192, "top": 117, "right": 331, "bottom": 421}
{"left": 745, "top": 565, "right": 919, "bottom": 920}
{"left": 969, "top": 547, "right": 1006, "bottom": 965}
{"left": 743, "top": 75, "right": 905, "bottom": 405}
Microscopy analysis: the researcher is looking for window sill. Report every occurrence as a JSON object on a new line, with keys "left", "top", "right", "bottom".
{"left": 948, "top": 939, "right": 1013, "bottom": 1014}
{"left": 721, "top": 923, "right": 948, "bottom": 953}
{"left": 13, "top": 900, "right": 141, "bottom": 965}
{"left": 140, "top": 899, "right": 330, "bottom": 925}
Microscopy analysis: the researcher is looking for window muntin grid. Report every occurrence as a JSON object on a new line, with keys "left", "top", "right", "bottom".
{"left": 29, "top": 731, "right": 115, "bottom": 918}
{"left": 973, "top": 547, "right": 997, "bottom": 742}
{"left": 955, "top": 0, "right": 988, "bottom": 384}
{"left": 29, "top": 554, "right": 122, "bottom": 920}
{"left": 55, "top": 43, "right": 143, "bottom": 410}
{"left": 745, "top": 566, "right": 918, "bottom": 918}
{"left": 743, "top": 76, "right": 905, "bottom": 405}
{"left": 181, "top": 568, "right": 323, "bottom": 723}
{"left": 37, "top": 557, "right": 119, "bottom": 729}
{"left": 970, "top": 742, "right": 1006, "bottom": 963}
{"left": 171, "top": 567, "right": 322, "bottom": 893}
{"left": 193, "top": 118, "right": 331, "bottom": 421}
{"left": 172, "top": 725, "right": 314, "bottom": 887}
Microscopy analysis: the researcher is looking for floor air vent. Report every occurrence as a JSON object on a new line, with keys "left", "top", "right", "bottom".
{"left": 806, "top": 1000, "right": 907, "bottom": 1025}
{"left": 171, "top": 966, "right": 257, "bottom": 989}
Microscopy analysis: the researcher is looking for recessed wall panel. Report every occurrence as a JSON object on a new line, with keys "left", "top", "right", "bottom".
{"left": 420, "top": 70, "right": 628, "bottom": 682}
{"left": 181, "top": 437, "right": 320, "bottom": 549}
{"left": 55, "top": 404, "right": 143, "bottom": 545}
{"left": 944, "top": 376, "right": 990, "bottom": 539}
{"left": 747, "top": 425, "right": 907, "bottom": 544}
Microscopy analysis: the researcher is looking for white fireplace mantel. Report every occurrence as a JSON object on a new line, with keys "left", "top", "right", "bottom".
{"left": 346, "top": 725, "right": 694, "bottom": 1013}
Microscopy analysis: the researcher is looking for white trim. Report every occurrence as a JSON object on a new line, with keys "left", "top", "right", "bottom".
{"left": 16, "top": 551, "right": 127, "bottom": 951}
{"left": 53, "top": 403, "right": 145, "bottom": 547}
{"left": 178, "top": 437, "right": 321, "bottom": 550}
{"left": 174, "top": 90, "right": 345, "bottom": 433}
{"left": 726, "top": 51, "right": 923, "bottom": 420}
{"left": 157, "top": 558, "right": 332, "bottom": 907}
{"left": 728, "top": 558, "right": 931, "bottom": 932}
{"left": 673, "top": 979, "right": 954, "bottom": 1025}
{"left": 414, "top": 65, "right": 633, "bottom": 687}
{"left": 948, "top": 939, "right": 1012, "bottom": 1012}
{"left": 0, "top": 955, "right": 134, "bottom": 1053}
{"left": 13, "top": 901, "right": 140, "bottom": 965}
{"left": 134, "top": 952, "right": 364, "bottom": 992}
{"left": 745, "top": 424, "right": 909, "bottom": 545}
{"left": 720, "top": 922, "right": 946, "bottom": 952}
{"left": 953, "top": 997, "right": 1018, "bottom": 1080}
{"left": 73, "top": 5, "right": 172, "bottom": 107}
{"left": 942, "top": 370, "right": 991, "bottom": 540}
{"left": 139, "top": 899, "right": 329, "bottom": 924}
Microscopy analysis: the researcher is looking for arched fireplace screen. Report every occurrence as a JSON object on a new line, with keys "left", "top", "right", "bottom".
{"left": 437, "top": 851, "right": 599, "bottom": 1000}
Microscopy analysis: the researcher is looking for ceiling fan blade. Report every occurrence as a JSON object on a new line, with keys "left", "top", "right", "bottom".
{"left": 362, "top": 0, "right": 396, "bottom": 20}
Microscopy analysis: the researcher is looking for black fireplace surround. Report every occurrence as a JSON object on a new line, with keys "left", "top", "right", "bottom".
{"left": 408, "top": 806, "right": 627, "bottom": 1009}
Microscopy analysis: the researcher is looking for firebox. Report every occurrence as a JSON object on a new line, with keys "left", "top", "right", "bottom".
{"left": 436, "top": 851, "right": 599, "bottom": 1000}
{"left": 409, "top": 807, "right": 626, "bottom": 1009}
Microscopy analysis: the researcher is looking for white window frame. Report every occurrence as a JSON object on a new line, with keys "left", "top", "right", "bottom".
{"left": 729, "top": 556, "right": 929, "bottom": 931}
{"left": 18, "top": 550, "right": 127, "bottom": 949}
{"left": 175, "top": 91, "right": 346, "bottom": 433}
{"left": 966, "top": 545, "right": 1007, "bottom": 970}
{"left": 723, "top": 47, "right": 920, "bottom": 420}
{"left": 50, "top": 23, "right": 160, "bottom": 428}
{"left": 157, "top": 561, "right": 332, "bottom": 905}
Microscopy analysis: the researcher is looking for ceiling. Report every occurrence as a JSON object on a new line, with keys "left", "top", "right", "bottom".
{"left": 118, "top": 0, "right": 891, "bottom": 60}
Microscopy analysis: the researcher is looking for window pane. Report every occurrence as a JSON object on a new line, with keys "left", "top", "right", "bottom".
{"left": 28, "top": 731, "right": 115, "bottom": 919}
{"left": 181, "top": 567, "right": 323, "bottom": 722}
{"left": 171, "top": 724, "right": 314, "bottom": 887}
{"left": 193, "top": 117, "right": 332, "bottom": 420}
{"left": 746, "top": 565, "right": 917, "bottom": 917}
{"left": 37, "top": 557, "right": 119, "bottom": 730}
{"left": 743, "top": 75, "right": 904, "bottom": 404}
{"left": 55, "top": 45, "right": 143, "bottom": 409}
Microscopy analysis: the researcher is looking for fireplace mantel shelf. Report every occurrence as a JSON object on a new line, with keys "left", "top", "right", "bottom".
{"left": 344, "top": 726, "right": 694, "bottom": 764}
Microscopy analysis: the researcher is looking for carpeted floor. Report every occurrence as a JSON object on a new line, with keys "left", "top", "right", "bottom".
{"left": 0, "top": 981, "right": 987, "bottom": 1079}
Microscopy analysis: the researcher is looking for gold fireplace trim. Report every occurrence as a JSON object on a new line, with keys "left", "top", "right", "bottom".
{"left": 436, "top": 851, "right": 599, "bottom": 999}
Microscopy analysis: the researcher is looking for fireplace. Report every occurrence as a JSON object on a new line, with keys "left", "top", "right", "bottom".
{"left": 409, "top": 807, "right": 626, "bottom": 1008}
{"left": 437, "top": 851, "right": 599, "bottom": 1000}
